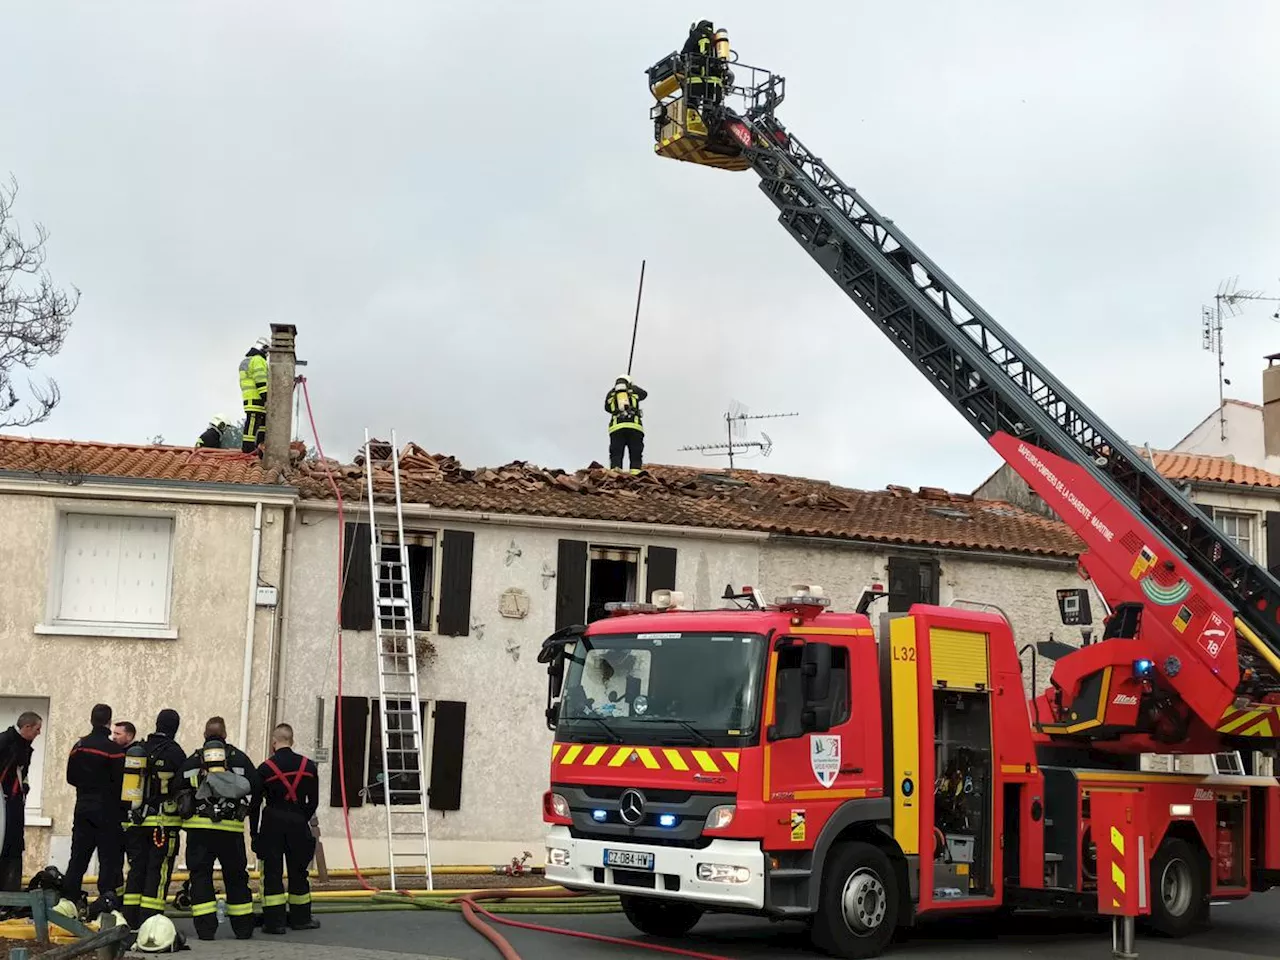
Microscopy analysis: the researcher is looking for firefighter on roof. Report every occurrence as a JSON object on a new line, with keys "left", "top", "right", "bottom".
{"left": 62, "top": 703, "right": 125, "bottom": 915}
{"left": 605, "top": 374, "right": 648, "bottom": 473}
{"left": 176, "top": 717, "right": 261, "bottom": 941}
{"left": 195, "top": 415, "right": 230, "bottom": 449}
{"left": 121, "top": 709, "right": 186, "bottom": 930}
{"left": 238, "top": 338, "right": 270, "bottom": 455}
{"left": 251, "top": 723, "right": 321, "bottom": 934}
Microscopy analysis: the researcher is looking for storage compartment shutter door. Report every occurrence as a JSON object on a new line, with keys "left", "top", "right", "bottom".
{"left": 329, "top": 696, "right": 369, "bottom": 807}
{"left": 930, "top": 628, "right": 989, "bottom": 690}
{"left": 341, "top": 523, "right": 374, "bottom": 630}
{"left": 428, "top": 700, "right": 467, "bottom": 811}
{"left": 437, "top": 530, "right": 475, "bottom": 636}
{"left": 555, "top": 540, "right": 588, "bottom": 630}
{"left": 645, "top": 546, "right": 677, "bottom": 601}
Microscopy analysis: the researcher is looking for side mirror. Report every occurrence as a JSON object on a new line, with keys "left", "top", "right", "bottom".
{"left": 545, "top": 701, "right": 560, "bottom": 727}
{"left": 801, "top": 642, "right": 832, "bottom": 703}
{"left": 802, "top": 704, "right": 833, "bottom": 734}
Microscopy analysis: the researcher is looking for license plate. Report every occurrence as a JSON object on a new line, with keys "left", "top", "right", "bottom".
{"left": 604, "top": 848, "right": 655, "bottom": 871}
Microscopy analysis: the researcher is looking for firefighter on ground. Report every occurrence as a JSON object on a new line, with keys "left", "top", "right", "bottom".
{"left": 62, "top": 703, "right": 126, "bottom": 915}
{"left": 176, "top": 716, "right": 261, "bottom": 941}
{"left": 251, "top": 723, "right": 321, "bottom": 934}
{"left": 121, "top": 709, "right": 186, "bottom": 930}
{"left": 195, "top": 415, "right": 231, "bottom": 450}
{"left": 239, "top": 338, "right": 270, "bottom": 455}
{"left": 0, "top": 711, "right": 42, "bottom": 893}
{"left": 605, "top": 374, "right": 647, "bottom": 473}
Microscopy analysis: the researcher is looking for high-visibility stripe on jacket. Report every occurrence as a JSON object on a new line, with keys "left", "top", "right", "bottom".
{"left": 239, "top": 352, "right": 269, "bottom": 412}
{"left": 605, "top": 386, "right": 647, "bottom": 434}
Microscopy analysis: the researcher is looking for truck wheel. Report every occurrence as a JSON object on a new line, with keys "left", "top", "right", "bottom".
{"left": 1148, "top": 837, "right": 1207, "bottom": 937}
{"left": 619, "top": 895, "right": 704, "bottom": 937}
{"left": 811, "top": 841, "right": 899, "bottom": 959}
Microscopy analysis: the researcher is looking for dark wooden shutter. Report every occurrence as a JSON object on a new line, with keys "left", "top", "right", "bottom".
{"left": 428, "top": 700, "right": 467, "bottom": 812}
{"left": 329, "top": 696, "right": 369, "bottom": 808}
{"left": 919, "top": 558, "right": 939, "bottom": 604}
{"left": 646, "top": 546, "right": 678, "bottom": 600}
{"left": 340, "top": 523, "right": 374, "bottom": 630}
{"left": 437, "top": 530, "right": 475, "bottom": 636}
{"left": 555, "top": 539, "right": 588, "bottom": 630}
{"left": 1267, "top": 512, "right": 1280, "bottom": 576}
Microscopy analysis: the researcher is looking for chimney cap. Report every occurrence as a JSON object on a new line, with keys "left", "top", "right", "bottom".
{"left": 1265, "top": 351, "right": 1280, "bottom": 365}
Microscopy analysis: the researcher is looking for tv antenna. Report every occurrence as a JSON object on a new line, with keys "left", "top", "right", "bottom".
{"left": 1201, "top": 278, "right": 1280, "bottom": 441}
{"left": 679, "top": 401, "right": 799, "bottom": 470}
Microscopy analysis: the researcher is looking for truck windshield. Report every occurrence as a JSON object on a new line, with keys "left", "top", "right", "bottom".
{"left": 557, "top": 632, "right": 767, "bottom": 743}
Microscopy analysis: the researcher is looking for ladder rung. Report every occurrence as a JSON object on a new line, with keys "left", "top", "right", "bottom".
{"left": 391, "top": 831, "right": 426, "bottom": 838}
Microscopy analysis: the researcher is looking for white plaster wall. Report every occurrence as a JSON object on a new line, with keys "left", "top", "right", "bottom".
{"left": 0, "top": 488, "right": 285, "bottom": 874}
{"left": 762, "top": 541, "right": 1095, "bottom": 695}
{"left": 281, "top": 507, "right": 765, "bottom": 868}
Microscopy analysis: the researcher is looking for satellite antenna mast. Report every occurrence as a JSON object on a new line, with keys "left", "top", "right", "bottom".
{"left": 1202, "top": 278, "right": 1280, "bottom": 441}
{"left": 679, "top": 402, "right": 799, "bottom": 469}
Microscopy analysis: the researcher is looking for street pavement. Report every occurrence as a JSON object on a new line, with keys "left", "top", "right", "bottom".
{"left": 173, "top": 894, "right": 1280, "bottom": 959}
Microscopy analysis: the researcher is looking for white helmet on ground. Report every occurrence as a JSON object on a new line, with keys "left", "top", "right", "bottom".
{"left": 135, "top": 914, "right": 186, "bottom": 952}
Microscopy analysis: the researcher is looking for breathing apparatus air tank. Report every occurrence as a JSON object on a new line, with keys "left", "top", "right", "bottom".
{"left": 201, "top": 738, "right": 227, "bottom": 773}
{"left": 121, "top": 741, "right": 150, "bottom": 823}
{"left": 713, "top": 28, "right": 730, "bottom": 61}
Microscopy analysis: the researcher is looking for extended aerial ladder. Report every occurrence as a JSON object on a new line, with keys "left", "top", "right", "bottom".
{"left": 646, "top": 27, "right": 1280, "bottom": 754}
{"left": 362, "top": 429, "right": 434, "bottom": 890}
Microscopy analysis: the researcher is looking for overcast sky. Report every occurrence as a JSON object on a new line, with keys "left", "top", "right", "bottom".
{"left": 3, "top": 1, "right": 1279, "bottom": 494}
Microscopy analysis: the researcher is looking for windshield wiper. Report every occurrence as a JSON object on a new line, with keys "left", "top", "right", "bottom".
{"left": 563, "top": 716, "right": 623, "bottom": 744}
{"left": 631, "top": 718, "right": 714, "bottom": 747}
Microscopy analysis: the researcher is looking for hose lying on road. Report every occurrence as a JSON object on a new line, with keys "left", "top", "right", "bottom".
{"left": 453, "top": 888, "right": 737, "bottom": 960}
{"left": 69, "top": 864, "right": 540, "bottom": 885}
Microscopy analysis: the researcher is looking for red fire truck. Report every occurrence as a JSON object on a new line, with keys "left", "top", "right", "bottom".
{"left": 539, "top": 22, "right": 1280, "bottom": 959}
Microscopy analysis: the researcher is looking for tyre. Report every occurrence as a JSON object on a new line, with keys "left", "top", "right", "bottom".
{"left": 619, "top": 895, "right": 704, "bottom": 938}
{"left": 811, "top": 841, "right": 899, "bottom": 959}
{"left": 1147, "top": 837, "right": 1208, "bottom": 937}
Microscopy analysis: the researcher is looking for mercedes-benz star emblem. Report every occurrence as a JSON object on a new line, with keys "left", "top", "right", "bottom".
{"left": 619, "top": 789, "right": 646, "bottom": 826}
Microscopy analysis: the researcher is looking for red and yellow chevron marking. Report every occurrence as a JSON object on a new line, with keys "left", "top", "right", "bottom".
{"left": 550, "top": 743, "right": 740, "bottom": 774}
{"left": 1216, "top": 705, "right": 1278, "bottom": 738}
{"left": 1110, "top": 825, "right": 1126, "bottom": 909}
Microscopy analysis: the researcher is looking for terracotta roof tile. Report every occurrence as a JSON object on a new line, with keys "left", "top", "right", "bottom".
{"left": 291, "top": 442, "right": 1084, "bottom": 558}
{"left": 1148, "top": 450, "right": 1280, "bottom": 489}
{"left": 0, "top": 435, "right": 275, "bottom": 486}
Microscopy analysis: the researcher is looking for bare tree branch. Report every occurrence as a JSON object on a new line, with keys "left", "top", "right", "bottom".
{"left": 0, "top": 174, "right": 80, "bottom": 428}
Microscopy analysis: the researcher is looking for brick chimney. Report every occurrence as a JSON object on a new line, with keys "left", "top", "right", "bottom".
{"left": 264, "top": 323, "right": 297, "bottom": 471}
{"left": 1265, "top": 353, "right": 1280, "bottom": 459}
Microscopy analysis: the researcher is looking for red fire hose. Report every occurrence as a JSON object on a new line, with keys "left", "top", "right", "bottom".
{"left": 454, "top": 889, "right": 737, "bottom": 960}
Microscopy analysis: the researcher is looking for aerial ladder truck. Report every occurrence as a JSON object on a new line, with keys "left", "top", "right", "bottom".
{"left": 538, "top": 22, "right": 1280, "bottom": 959}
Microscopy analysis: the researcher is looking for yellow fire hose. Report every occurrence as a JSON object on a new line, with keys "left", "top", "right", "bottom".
{"left": 69, "top": 864, "right": 539, "bottom": 885}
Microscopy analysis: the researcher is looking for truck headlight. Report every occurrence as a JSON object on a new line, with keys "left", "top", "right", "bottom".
{"left": 547, "top": 846, "right": 571, "bottom": 868}
{"left": 697, "top": 863, "right": 751, "bottom": 884}
{"left": 705, "top": 805, "right": 735, "bottom": 830}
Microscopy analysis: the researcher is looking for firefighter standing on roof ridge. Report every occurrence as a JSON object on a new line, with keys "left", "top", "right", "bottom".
{"left": 63, "top": 703, "right": 126, "bottom": 914}
{"left": 177, "top": 717, "right": 260, "bottom": 941}
{"left": 251, "top": 722, "right": 320, "bottom": 934}
{"left": 121, "top": 709, "right": 186, "bottom": 930}
{"left": 238, "top": 338, "right": 270, "bottom": 454}
{"left": 606, "top": 374, "right": 647, "bottom": 473}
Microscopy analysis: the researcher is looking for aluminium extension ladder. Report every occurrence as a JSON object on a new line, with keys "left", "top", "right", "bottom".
{"left": 362, "top": 428, "right": 434, "bottom": 890}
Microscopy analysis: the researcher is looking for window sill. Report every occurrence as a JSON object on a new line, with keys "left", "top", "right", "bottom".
{"left": 35, "top": 623, "right": 178, "bottom": 641}
{"left": 25, "top": 812, "right": 51, "bottom": 828}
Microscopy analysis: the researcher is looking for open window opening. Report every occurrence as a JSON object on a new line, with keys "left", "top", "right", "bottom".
{"left": 587, "top": 545, "right": 639, "bottom": 623}
{"left": 377, "top": 530, "right": 434, "bottom": 632}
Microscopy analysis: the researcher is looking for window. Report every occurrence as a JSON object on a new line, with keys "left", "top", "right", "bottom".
{"left": 1214, "top": 510, "right": 1255, "bottom": 559}
{"left": 555, "top": 540, "right": 678, "bottom": 630}
{"left": 887, "top": 556, "right": 940, "bottom": 613}
{"left": 0, "top": 696, "right": 50, "bottom": 819}
{"left": 328, "top": 696, "right": 468, "bottom": 811}
{"left": 341, "top": 525, "right": 474, "bottom": 636}
{"left": 41, "top": 513, "right": 175, "bottom": 638}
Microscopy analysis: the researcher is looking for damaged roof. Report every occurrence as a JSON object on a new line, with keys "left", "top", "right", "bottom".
{"left": 292, "top": 440, "right": 1083, "bottom": 558}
